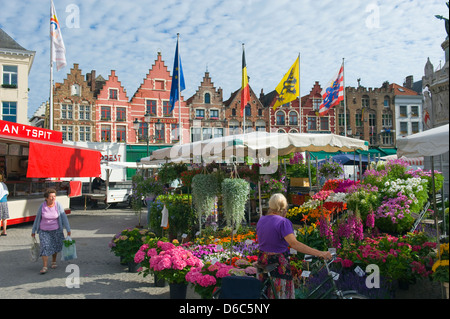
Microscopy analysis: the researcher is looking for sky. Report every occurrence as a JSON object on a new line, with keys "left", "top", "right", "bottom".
{"left": 0, "top": 0, "right": 448, "bottom": 119}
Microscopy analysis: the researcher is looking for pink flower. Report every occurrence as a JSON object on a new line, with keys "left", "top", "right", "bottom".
{"left": 134, "top": 250, "right": 145, "bottom": 264}
{"left": 147, "top": 248, "right": 157, "bottom": 257}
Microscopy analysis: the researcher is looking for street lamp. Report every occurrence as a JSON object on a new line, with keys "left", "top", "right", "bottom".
{"left": 133, "top": 113, "right": 162, "bottom": 157}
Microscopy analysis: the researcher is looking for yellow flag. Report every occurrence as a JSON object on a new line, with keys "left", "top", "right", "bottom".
{"left": 273, "top": 56, "right": 300, "bottom": 110}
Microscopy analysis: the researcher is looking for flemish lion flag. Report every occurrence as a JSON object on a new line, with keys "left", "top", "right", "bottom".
{"left": 241, "top": 46, "right": 250, "bottom": 117}
{"left": 50, "top": 0, "right": 66, "bottom": 71}
{"left": 273, "top": 56, "right": 300, "bottom": 110}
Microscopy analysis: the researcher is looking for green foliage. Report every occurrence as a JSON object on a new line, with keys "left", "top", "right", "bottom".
{"left": 192, "top": 174, "right": 219, "bottom": 218}
{"left": 221, "top": 178, "right": 250, "bottom": 229}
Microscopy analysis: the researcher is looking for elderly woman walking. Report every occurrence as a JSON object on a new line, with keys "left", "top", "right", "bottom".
{"left": 32, "top": 188, "right": 71, "bottom": 274}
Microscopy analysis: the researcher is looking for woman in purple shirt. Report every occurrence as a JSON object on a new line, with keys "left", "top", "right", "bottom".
{"left": 32, "top": 188, "right": 71, "bottom": 274}
{"left": 256, "top": 193, "right": 331, "bottom": 299}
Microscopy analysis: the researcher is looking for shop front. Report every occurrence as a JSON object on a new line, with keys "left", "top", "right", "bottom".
{"left": 0, "top": 120, "right": 101, "bottom": 225}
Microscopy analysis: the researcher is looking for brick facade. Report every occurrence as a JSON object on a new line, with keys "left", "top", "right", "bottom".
{"left": 186, "top": 71, "right": 226, "bottom": 141}
{"left": 53, "top": 63, "right": 97, "bottom": 142}
{"left": 129, "top": 52, "right": 190, "bottom": 145}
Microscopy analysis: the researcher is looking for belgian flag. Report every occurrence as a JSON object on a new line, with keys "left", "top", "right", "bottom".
{"left": 241, "top": 44, "right": 250, "bottom": 117}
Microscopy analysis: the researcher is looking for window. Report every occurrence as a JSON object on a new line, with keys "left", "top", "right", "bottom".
{"left": 2, "top": 65, "right": 17, "bottom": 86}
{"left": 384, "top": 96, "right": 390, "bottom": 107}
{"left": 320, "top": 117, "right": 329, "bottom": 131}
{"left": 355, "top": 113, "right": 362, "bottom": 127}
{"left": 210, "top": 109, "right": 219, "bottom": 119}
{"left": 411, "top": 106, "right": 419, "bottom": 117}
{"left": 229, "top": 120, "right": 240, "bottom": 134}
{"left": 191, "top": 128, "right": 201, "bottom": 142}
{"left": 79, "top": 126, "right": 91, "bottom": 142}
{"left": 163, "top": 101, "right": 171, "bottom": 116}
{"left": 369, "top": 113, "right": 376, "bottom": 127}
{"left": 400, "top": 122, "right": 408, "bottom": 134}
{"left": 362, "top": 96, "right": 369, "bottom": 108}
{"left": 411, "top": 122, "right": 419, "bottom": 134}
{"left": 71, "top": 84, "right": 80, "bottom": 96}
{"left": 155, "top": 123, "right": 165, "bottom": 142}
{"left": 214, "top": 128, "right": 224, "bottom": 138}
{"left": 146, "top": 100, "right": 157, "bottom": 115}
{"left": 79, "top": 105, "right": 90, "bottom": 120}
{"left": 204, "top": 93, "right": 211, "bottom": 104}
{"left": 138, "top": 123, "right": 148, "bottom": 142}
{"left": 288, "top": 111, "right": 298, "bottom": 125}
{"left": 400, "top": 105, "right": 407, "bottom": 117}
{"left": 307, "top": 117, "right": 316, "bottom": 130}
{"left": 276, "top": 111, "right": 285, "bottom": 125}
{"left": 258, "top": 108, "right": 263, "bottom": 116}
{"left": 196, "top": 109, "right": 205, "bottom": 118}
{"left": 109, "top": 89, "right": 118, "bottom": 100}
{"left": 245, "top": 105, "right": 251, "bottom": 117}
{"left": 62, "top": 126, "right": 73, "bottom": 141}
{"left": 232, "top": 108, "right": 236, "bottom": 116}
{"left": 203, "top": 128, "right": 212, "bottom": 140}
{"left": 338, "top": 113, "right": 350, "bottom": 127}
{"left": 255, "top": 120, "right": 266, "bottom": 132}
{"left": 382, "top": 113, "right": 392, "bottom": 127}
{"left": 2, "top": 101, "right": 17, "bottom": 122}
{"left": 116, "top": 126, "right": 126, "bottom": 142}
{"left": 312, "top": 98, "right": 321, "bottom": 111}
{"left": 171, "top": 124, "right": 179, "bottom": 141}
{"left": 381, "top": 132, "right": 393, "bottom": 145}
{"left": 116, "top": 107, "right": 126, "bottom": 121}
{"left": 101, "top": 125, "right": 111, "bottom": 142}
{"left": 61, "top": 104, "right": 73, "bottom": 119}
{"left": 101, "top": 106, "right": 111, "bottom": 120}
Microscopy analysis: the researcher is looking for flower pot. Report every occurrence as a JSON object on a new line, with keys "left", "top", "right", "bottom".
{"left": 290, "top": 177, "right": 309, "bottom": 187}
{"left": 169, "top": 282, "right": 188, "bottom": 299}
{"left": 154, "top": 274, "right": 167, "bottom": 287}
{"left": 127, "top": 261, "right": 140, "bottom": 273}
{"left": 119, "top": 256, "right": 127, "bottom": 265}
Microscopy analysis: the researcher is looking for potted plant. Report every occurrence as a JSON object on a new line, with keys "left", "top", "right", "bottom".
{"left": 432, "top": 243, "right": 449, "bottom": 298}
{"left": 287, "top": 153, "right": 316, "bottom": 187}
{"left": 318, "top": 159, "right": 344, "bottom": 180}
{"left": 192, "top": 174, "right": 219, "bottom": 234}
{"left": 136, "top": 240, "right": 203, "bottom": 298}
{"left": 109, "top": 227, "right": 156, "bottom": 271}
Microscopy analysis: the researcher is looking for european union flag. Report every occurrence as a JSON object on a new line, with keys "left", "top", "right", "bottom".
{"left": 169, "top": 37, "right": 185, "bottom": 113}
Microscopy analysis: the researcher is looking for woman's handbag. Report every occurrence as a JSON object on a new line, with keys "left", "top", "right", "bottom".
{"left": 30, "top": 237, "right": 40, "bottom": 262}
{"left": 61, "top": 236, "right": 77, "bottom": 261}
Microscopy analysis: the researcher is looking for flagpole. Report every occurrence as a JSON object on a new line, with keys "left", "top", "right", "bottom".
{"left": 298, "top": 52, "right": 301, "bottom": 133}
{"left": 242, "top": 43, "right": 245, "bottom": 135}
{"left": 177, "top": 33, "right": 182, "bottom": 144}
{"left": 342, "top": 57, "right": 347, "bottom": 137}
{"left": 49, "top": 0, "right": 54, "bottom": 130}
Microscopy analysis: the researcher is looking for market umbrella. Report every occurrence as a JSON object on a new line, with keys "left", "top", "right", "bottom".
{"left": 328, "top": 154, "right": 370, "bottom": 165}
{"left": 397, "top": 124, "right": 449, "bottom": 257}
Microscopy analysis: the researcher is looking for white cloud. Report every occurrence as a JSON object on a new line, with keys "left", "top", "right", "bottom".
{"left": 0, "top": 0, "right": 447, "bottom": 119}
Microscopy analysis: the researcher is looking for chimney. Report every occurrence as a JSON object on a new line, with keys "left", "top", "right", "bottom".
{"left": 404, "top": 75, "right": 413, "bottom": 89}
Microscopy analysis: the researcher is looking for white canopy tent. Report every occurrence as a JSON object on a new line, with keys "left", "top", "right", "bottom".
{"left": 140, "top": 131, "right": 369, "bottom": 164}
{"left": 397, "top": 124, "right": 449, "bottom": 244}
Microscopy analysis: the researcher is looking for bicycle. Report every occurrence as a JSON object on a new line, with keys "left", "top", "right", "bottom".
{"left": 297, "top": 254, "right": 369, "bottom": 299}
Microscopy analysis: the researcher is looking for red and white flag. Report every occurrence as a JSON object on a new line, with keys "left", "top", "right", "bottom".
{"left": 318, "top": 64, "right": 344, "bottom": 116}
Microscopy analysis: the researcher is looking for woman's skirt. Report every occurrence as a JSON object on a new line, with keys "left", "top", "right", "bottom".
{"left": 39, "top": 229, "right": 64, "bottom": 256}
{"left": 0, "top": 202, "right": 9, "bottom": 219}
{"left": 257, "top": 251, "right": 295, "bottom": 299}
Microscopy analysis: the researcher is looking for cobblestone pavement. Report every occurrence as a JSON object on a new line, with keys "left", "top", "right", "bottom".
{"left": 0, "top": 202, "right": 445, "bottom": 299}
{"left": 0, "top": 204, "right": 199, "bottom": 299}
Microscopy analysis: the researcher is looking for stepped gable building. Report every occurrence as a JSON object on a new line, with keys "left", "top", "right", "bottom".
{"left": 260, "top": 89, "right": 301, "bottom": 133}
{"left": 53, "top": 63, "right": 100, "bottom": 142}
{"left": 224, "top": 85, "right": 269, "bottom": 134}
{"left": 0, "top": 28, "right": 35, "bottom": 124}
{"left": 130, "top": 52, "right": 189, "bottom": 145}
{"left": 95, "top": 70, "right": 130, "bottom": 143}
{"left": 186, "top": 71, "right": 226, "bottom": 141}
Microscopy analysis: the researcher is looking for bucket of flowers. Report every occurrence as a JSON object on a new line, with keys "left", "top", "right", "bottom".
{"left": 432, "top": 243, "right": 449, "bottom": 298}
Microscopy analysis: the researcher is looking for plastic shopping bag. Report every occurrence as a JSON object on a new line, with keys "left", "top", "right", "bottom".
{"left": 30, "top": 237, "right": 40, "bottom": 262}
{"left": 61, "top": 236, "right": 77, "bottom": 261}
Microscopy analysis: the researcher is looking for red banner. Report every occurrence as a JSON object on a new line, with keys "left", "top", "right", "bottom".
{"left": 0, "top": 120, "right": 62, "bottom": 143}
